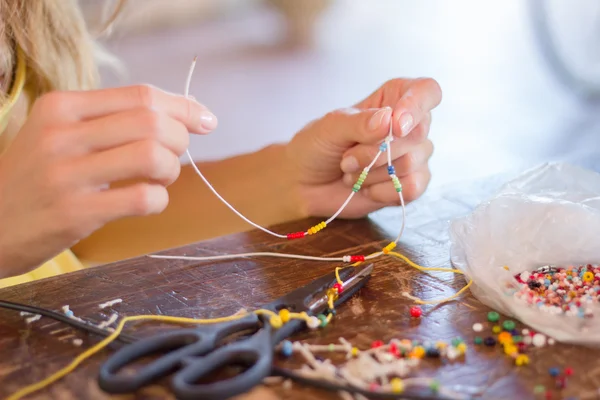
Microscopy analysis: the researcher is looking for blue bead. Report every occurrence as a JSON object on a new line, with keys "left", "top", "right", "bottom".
{"left": 379, "top": 143, "right": 387, "bottom": 151}
{"left": 387, "top": 166, "right": 395, "bottom": 175}
{"left": 549, "top": 367, "right": 560, "bottom": 377}
{"left": 510, "top": 329, "right": 519, "bottom": 336}
{"left": 65, "top": 310, "right": 74, "bottom": 317}
{"left": 544, "top": 279, "right": 550, "bottom": 287}
{"left": 281, "top": 340, "right": 293, "bottom": 357}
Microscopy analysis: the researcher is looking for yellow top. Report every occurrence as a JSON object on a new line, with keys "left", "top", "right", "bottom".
{"left": 0, "top": 47, "right": 86, "bottom": 289}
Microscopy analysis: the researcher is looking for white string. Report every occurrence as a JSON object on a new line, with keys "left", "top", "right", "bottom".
{"left": 151, "top": 56, "right": 408, "bottom": 264}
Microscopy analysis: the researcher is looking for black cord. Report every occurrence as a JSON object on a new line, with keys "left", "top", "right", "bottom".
{"left": 0, "top": 300, "right": 137, "bottom": 344}
{"left": 272, "top": 366, "right": 467, "bottom": 400}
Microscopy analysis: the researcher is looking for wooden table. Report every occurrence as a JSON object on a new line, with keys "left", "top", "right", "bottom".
{"left": 0, "top": 170, "right": 597, "bottom": 400}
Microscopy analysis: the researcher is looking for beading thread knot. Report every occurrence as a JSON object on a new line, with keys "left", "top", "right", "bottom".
{"left": 308, "top": 221, "right": 327, "bottom": 235}
{"left": 382, "top": 242, "right": 397, "bottom": 254}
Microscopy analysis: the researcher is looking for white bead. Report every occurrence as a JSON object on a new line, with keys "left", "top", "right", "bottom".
{"left": 532, "top": 333, "right": 546, "bottom": 347}
{"left": 548, "top": 338, "right": 555, "bottom": 345}
{"left": 472, "top": 323, "right": 483, "bottom": 332}
{"left": 519, "top": 272, "right": 530, "bottom": 281}
{"left": 523, "top": 336, "right": 532, "bottom": 345}
{"left": 307, "top": 317, "right": 321, "bottom": 329}
{"left": 522, "top": 329, "right": 530, "bottom": 335}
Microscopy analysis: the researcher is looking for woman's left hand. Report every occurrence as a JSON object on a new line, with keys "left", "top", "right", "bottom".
{"left": 285, "top": 77, "right": 442, "bottom": 218}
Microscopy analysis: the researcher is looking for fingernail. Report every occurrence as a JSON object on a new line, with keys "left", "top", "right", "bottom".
{"left": 397, "top": 113, "right": 414, "bottom": 137}
{"left": 199, "top": 110, "right": 217, "bottom": 130}
{"left": 368, "top": 108, "right": 391, "bottom": 131}
{"left": 340, "top": 156, "right": 359, "bottom": 173}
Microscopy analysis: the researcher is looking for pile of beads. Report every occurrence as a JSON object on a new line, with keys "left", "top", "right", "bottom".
{"left": 472, "top": 311, "right": 554, "bottom": 366}
{"left": 276, "top": 337, "right": 476, "bottom": 400}
{"left": 509, "top": 265, "right": 600, "bottom": 319}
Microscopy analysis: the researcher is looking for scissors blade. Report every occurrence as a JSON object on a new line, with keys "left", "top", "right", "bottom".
{"left": 307, "top": 263, "right": 373, "bottom": 314}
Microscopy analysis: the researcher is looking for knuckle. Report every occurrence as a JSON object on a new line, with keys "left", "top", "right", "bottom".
{"left": 139, "top": 140, "right": 164, "bottom": 177}
{"left": 130, "top": 184, "right": 154, "bottom": 215}
{"left": 135, "top": 84, "right": 158, "bottom": 109}
{"left": 139, "top": 109, "right": 163, "bottom": 138}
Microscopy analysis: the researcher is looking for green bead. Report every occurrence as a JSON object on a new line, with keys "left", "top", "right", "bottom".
{"left": 429, "top": 380, "right": 440, "bottom": 393}
{"left": 474, "top": 337, "right": 483, "bottom": 345}
{"left": 353, "top": 184, "right": 361, "bottom": 192}
{"left": 318, "top": 314, "right": 328, "bottom": 327}
{"left": 352, "top": 187, "right": 359, "bottom": 193}
{"left": 502, "top": 320, "right": 516, "bottom": 331}
{"left": 358, "top": 178, "right": 365, "bottom": 183}
{"left": 512, "top": 335, "right": 523, "bottom": 343}
{"left": 451, "top": 337, "right": 463, "bottom": 347}
{"left": 487, "top": 311, "right": 500, "bottom": 322}
{"left": 328, "top": 343, "right": 335, "bottom": 351}
{"left": 533, "top": 385, "right": 545, "bottom": 394}
{"left": 395, "top": 187, "right": 402, "bottom": 192}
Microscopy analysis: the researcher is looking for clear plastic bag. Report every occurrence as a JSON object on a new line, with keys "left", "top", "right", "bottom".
{"left": 449, "top": 162, "right": 600, "bottom": 345}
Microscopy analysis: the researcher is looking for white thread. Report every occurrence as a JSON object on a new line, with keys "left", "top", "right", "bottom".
{"left": 98, "top": 299, "right": 122, "bottom": 309}
{"left": 98, "top": 313, "right": 119, "bottom": 329}
{"left": 25, "top": 314, "right": 41, "bottom": 324}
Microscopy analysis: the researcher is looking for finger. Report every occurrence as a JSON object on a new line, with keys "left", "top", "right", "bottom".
{"left": 340, "top": 113, "right": 431, "bottom": 174}
{"left": 63, "top": 108, "right": 190, "bottom": 156}
{"left": 69, "top": 139, "right": 181, "bottom": 187}
{"left": 319, "top": 106, "right": 393, "bottom": 148}
{"left": 390, "top": 78, "right": 441, "bottom": 138}
{"left": 35, "top": 85, "right": 218, "bottom": 134}
{"left": 88, "top": 183, "right": 170, "bottom": 223}
{"left": 363, "top": 166, "right": 431, "bottom": 205}
{"left": 342, "top": 139, "right": 433, "bottom": 187}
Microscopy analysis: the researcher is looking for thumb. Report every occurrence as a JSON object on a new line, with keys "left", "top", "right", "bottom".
{"left": 319, "top": 106, "right": 392, "bottom": 148}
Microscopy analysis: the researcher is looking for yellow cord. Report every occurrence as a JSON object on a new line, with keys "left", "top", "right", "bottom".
{"left": 387, "top": 251, "right": 473, "bottom": 305}
{"left": 8, "top": 251, "right": 472, "bottom": 399}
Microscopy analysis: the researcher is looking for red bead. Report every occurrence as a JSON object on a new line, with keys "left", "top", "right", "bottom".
{"left": 517, "top": 342, "right": 527, "bottom": 353}
{"left": 389, "top": 343, "right": 399, "bottom": 357}
{"left": 545, "top": 390, "right": 552, "bottom": 399}
{"left": 332, "top": 283, "right": 344, "bottom": 294}
{"left": 410, "top": 306, "right": 422, "bottom": 318}
{"left": 371, "top": 340, "right": 384, "bottom": 349}
{"left": 564, "top": 367, "right": 573, "bottom": 376}
{"left": 350, "top": 255, "right": 365, "bottom": 262}
{"left": 369, "top": 383, "right": 379, "bottom": 391}
{"left": 286, "top": 232, "right": 305, "bottom": 240}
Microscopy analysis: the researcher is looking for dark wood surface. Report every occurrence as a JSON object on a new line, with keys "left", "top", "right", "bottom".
{"left": 0, "top": 168, "right": 597, "bottom": 400}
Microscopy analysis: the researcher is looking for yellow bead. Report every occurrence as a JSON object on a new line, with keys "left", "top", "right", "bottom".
{"left": 391, "top": 378, "right": 404, "bottom": 393}
{"left": 457, "top": 343, "right": 467, "bottom": 353}
{"left": 504, "top": 345, "right": 517, "bottom": 356}
{"left": 351, "top": 347, "right": 359, "bottom": 357}
{"left": 515, "top": 354, "right": 529, "bottom": 366}
{"left": 436, "top": 341, "right": 447, "bottom": 349}
{"left": 279, "top": 309, "right": 290, "bottom": 323}
{"left": 584, "top": 271, "right": 594, "bottom": 282}
{"left": 492, "top": 325, "right": 501, "bottom": 334}
{"left": 411, "top": 346, "right": 425, "bottom": 358}
{"left": 503, "top": 265, "right": 510, "bottom": 271}
{"left": 270, "top": 316, "right": 283, "bottom": 329}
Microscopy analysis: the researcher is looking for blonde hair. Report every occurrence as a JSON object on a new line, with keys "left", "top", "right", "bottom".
{"left": 0, "top": 0, "right": 125, "bottom": 101}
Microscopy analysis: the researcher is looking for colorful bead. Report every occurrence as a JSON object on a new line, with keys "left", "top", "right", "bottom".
{"left": 379, "top": 143, "right": 387, "bottom": 151}
{"left": 487, "top": 311, "right": 500, "bottom": 322}
{"left": 565, "top": 367, "right": 573, "bottom": 376}
{"left": 492, "top": 325, "right": 502, "bottom": 334}
{"left": 456, "top": 343, "right": 467, "bottom": 353}
{"left": 286, "top": 231, "right": 305, "bottom": 240}
{"left": 307, "top": 316, "right": 320, "bottom": 329}
{"left": 497, "top": 332, "right": 512, "bottom": 344}
{"left": 533, "top": 385, "right": 545, "bottom": 394}
{"left": 502, "top": 320, "right": 516, "bottom": 331}
{"left": 279, "top": 309, "right": 290, "bottom": 323}
{"left": 350, "top": 255, "right": 365, "bottom": 262}
{"left": 472, "top": 323, "right": 483, "bottom": 332}
{"left": 426, "top": 347, "right": 440, "bottom": 358}
{"left": 515, "top": 354, "right": 529, "bottom": 366}
{"left": 429, "top": 380, "right": 440, "bottom": 393}
{"left": 532, "top": 333, "right": 546, "bottom": 347}
{"left": 474, "top": 337, "right": 483, "bottom": 345}
{"left": 390, "top": 378, "right": 404, "bottom": 393}
{"left": 332, "top": 282, "right": 344, "bottom": 294}
{"left": 548, "top": 367, "right": 560, "bottom": 377}
{"left": 351, "top": 347, "right": 359, "bottom": 357}
{"left": 583, "top": 271, "right": 594, "bottom": 282}
{"left": 280, "top": 340, "right": 293, "bottom": 357}
{"left": 318, "top": 314, "right": 328, "bottom": 327}
{"left": 484, "top": 337, "right": 496, "bottom": 346}
{"left": 411, "top": 346, "right": 425, "bottom": 358}
{"left": 382, "top": 242, "right": 397, "bottom": 254}
{"left": 308, "top": 221, "right": 327, "bottom": 235}
{"left": 371, "top": 340, "right": 384, "bottom": 349}
{"left": 390, "top": 174, "right": 403, "bottom": 192}
{"left": 410, "top": 306, "right": 422, "bottom": 318}
{"left": 387, "top": 165, "right": 395, "bottom": 175}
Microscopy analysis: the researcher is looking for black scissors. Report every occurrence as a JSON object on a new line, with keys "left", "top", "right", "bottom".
{"left": 97, "top": 264, "right": 373, "bottom": 400}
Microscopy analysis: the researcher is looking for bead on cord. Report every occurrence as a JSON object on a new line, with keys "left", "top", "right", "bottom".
{"left": 382, "top": 242, "right": 397, "bottom": 254}
{"left": 353, "top": 168, "right": 369, "bottom": 193}
{"left": 342, "top": 255, "right": 365, "bottom": 263}
{"left": 308, "top": 221, "right": 327, "bottom": 235}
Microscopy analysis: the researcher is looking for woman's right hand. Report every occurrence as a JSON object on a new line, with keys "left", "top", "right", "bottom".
{"left": 0, "top": 85, "right": 217, "bottom": 277}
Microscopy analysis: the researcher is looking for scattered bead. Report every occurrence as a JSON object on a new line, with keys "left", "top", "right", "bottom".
{"left": 410, "top": 306, "right": 422, "bottom": 318}
{"left": 532, "top": 333, "right": 546, "bottom": 347}
{"left": 307, "top": 317, "right": 321, "bottom": 329}
{"left": 533, "top": 385, "right": 545, "bottom": 394}
{"left": 515, "top": 354, "right": 529, "bottom": 366}
{"left": 497, "top": 332, "right": 512, "bottom": 344}
{"left": 484, "top": 337, "right": 496, "bottom": 346}
{"left": 391, "top": 378, "right": 404, "bottom": 393}
{"left": 474, "top": 337, "right": 483, "bottom": 345}
{"left": 565, "top": 367, "right": 573, "bottom": 376}
{"left": 548, "top": 338, "right": 555, "bottom": 346}
{"left": 549, "top": 367, "right": 560, "bottom": 377}
{"left": 487, "top": 311, "right": 500, "bottom": 322}
{"left": 429, "top": 380, "right": 440, "bottom": 393}
{"left": 351, "top": 347, "right": 359, "bottom": 357}
{"left": 371, "top": 340, "right": 384, "bottom": 349}
{"left": 492, "top": 325, "right": 502, "bottom": 334}
{"left": 332, "top": 283, "right": 344, "bottom": 294}
{"left": 502, "top": 320, "right": 516, "bottom": 331}
{"left": 472, "top": 323, "right": 483, "bottom": 332}
{"left": 280, "top": 340, "right": 294, "bottom": 357}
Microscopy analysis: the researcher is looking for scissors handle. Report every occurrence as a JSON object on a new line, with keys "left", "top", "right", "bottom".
{"left": 98, "top": 313, "right": 260, "bottom": 394}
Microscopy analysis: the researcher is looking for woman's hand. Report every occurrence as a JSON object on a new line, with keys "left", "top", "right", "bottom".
{"left": 286, "top": 77, "right": 442, "bottom": 218}
{"left": 0, "top": 85, "right": 216, "bottom": 277}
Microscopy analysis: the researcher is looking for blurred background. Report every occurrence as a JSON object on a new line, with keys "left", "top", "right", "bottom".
{"left": 83, "top": 0, "right": 600, "bottom": 190}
